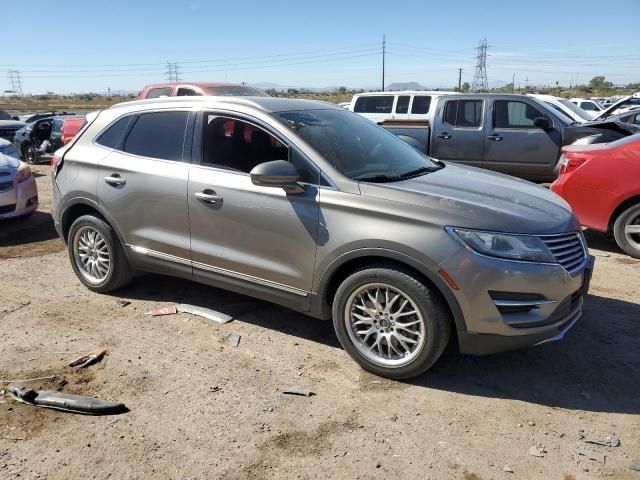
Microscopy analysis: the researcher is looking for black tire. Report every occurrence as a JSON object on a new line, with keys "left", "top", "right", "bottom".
{"left": 613, "top": 202, "right": 640, "bottom": 259}
{"left": 67, "top": 214, "right": 133, "bottom": 292}
{"left": 332, "top": 264, "right": 452, "bottom": 380}
{"left": 24, "top": 144, "right": 38, "bottom": 164}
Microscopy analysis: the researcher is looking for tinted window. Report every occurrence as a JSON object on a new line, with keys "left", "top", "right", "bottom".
{"left": 176, "top": 88, "right": 202, "bottom": 97}
{"left": 411, "top": 96, "right": 431, "bottom": 114}
{"left": 201, "top": 115, "right": 317, "bottom": 183}
{"left": 354, "top": 96, "right": 394, "bottom": 114}
{"left": 494, "top": 100, "right": 547, "bottom": 128}
{"left": 96, "top": 116, "right": 132, "bottom": 149}
{"left": 582, "top": 102, "right": 597, "bottom": 111}
{"left": 444, "top": 100, "right": 483, "bottom": 127}
{"left": 205, "top": 86, "right": 269, "bottom": 97}
{"left": 395, "top": 96, "right": 410, "bottom": 114}
{"left": 277, "top": 110, "right": 440, "bottom": 182}
{"left": 145, "top": 87, "right": 173, "bottom": 99}
{"left": 124, "top": 111, "right": 189, "bottom": 161}
{"left": 52, "top": 118, "right": 63, "bottom": 134}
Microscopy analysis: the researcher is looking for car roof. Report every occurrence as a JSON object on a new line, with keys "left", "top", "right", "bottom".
{"left": 354, "top": 90, "right": 456, "bottom": 96}
{"left": 108, "top": 96, "right": 343, "bottom": 114}
{"left": 142, "top": 82, "right": 249, "bottom": 89}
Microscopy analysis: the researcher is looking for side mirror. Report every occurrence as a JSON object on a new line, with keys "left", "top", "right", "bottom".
{"left": 250, "top": 160, "right": 303, "bottom": 193}
{"left": 12, "top": 116, "right": 19, "bottom": 121}
{"left": 534, "top": 117, "right": 552, "bottom": 131}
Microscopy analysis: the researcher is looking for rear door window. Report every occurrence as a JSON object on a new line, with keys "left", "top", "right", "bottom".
{"left": 411, "top": 96, "right": 431, "bottom": 114}
{"left": 494, "top": 100, "right": 548, "bottom": 129}
{"left": 353, "top": 96, "right": 394, "bottom": 114}
{"left": 443, "top": 100, "right": 483, "bottom": 127}
{"left": 52, "top": 118, "right": 63, "bottom": 134}
{"left": 176, "top": 87, "right": 202, "bottom": 96}
{"left": 145, "top": 87, "right": 173, "bottom": 99}
{"left": 395, "top": 96, "right": 410, "bottom": 114}
{"left": 123, "top": 111, "right": 189, "bottom": 161}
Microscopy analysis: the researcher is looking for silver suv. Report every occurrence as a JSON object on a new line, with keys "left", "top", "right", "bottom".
{"left": 51, "top": 97, "right": 594, "bottom": 379}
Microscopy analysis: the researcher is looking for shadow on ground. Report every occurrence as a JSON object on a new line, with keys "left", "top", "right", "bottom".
{"left": 116, "top": 274, "right": 639, "bottom": 415}
{"left": 0, "top": 211, "right": 59, "bottom": 247}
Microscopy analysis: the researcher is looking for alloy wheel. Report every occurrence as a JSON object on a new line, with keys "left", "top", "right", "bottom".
{"left": 344, "top": 282, "right": 426, "bottom": 368}
{"left": 72, "top": 226, "right": 111, "bottom": 284}
{"left": 624, "top": 211, "right": 640, "bottom": 252}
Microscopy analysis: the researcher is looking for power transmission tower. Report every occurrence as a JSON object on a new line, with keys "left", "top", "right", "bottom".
{"left": 381, "top": 34, "right": 386, "bottom": 92}
{"left": 7, "top": 70, "right": 23, "bottom": 96}
{"left": 471, "top": 38, "right": 488, "bottom": 92}
{"left": 165, "top": 62, "right": 181, "bottom": 82}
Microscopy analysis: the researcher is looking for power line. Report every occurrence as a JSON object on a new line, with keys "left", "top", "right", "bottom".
{"left": 471, "top": 38, "right": 488, "bottom": 92}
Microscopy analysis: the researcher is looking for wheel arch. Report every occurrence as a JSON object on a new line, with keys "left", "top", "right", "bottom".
{"left": 314, "top": 248, "right": 467, "bottom": 332}
{"left": 60, "top": 198, "right": 127, "bottom": 249}
{"left": 608, "top": 194, "right": 640, "bottom": 231}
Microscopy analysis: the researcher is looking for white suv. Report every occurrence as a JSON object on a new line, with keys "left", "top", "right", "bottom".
{"left": 349, "top": 91, "right": 455, "bottom": 124}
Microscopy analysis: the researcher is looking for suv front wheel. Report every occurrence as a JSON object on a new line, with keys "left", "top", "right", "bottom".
{"left": 68, "top": 214, "right": 133, "bottom": 292}
{"left": 332, "top": 265, "right": 451, "bottom": 379}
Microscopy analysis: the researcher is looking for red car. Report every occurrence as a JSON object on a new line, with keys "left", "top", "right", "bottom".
{"left": 137, "top": 82, "right": 268, "bottom": 100}
{"left": 60, "top": 117, "right": 86, "bottom": 145}
{"left": 551, "top": 134, "right": 640, "bottom": 258}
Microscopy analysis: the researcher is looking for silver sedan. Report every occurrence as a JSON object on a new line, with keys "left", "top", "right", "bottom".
{"left": 0, "top": 154, "right": 38, "bottom": 219}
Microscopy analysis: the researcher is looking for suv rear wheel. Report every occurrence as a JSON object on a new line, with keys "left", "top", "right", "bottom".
{"left": 613, "top": 202, "right": 640, "bottom": 259}
{"left": 332, "top": 265, "right": 451, "bottom": 379}
{"left": 68, "top": 214, "right": 133, "bottom": 292}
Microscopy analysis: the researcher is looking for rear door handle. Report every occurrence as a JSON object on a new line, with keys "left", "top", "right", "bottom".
{"left": 103, "top": 174, "right": 126, "bottom": 186}
{"left": 487, "top": 134, "right": 503, "bottom": 141}
{"left": 437, "top": 133, "right": 451, "bottom": 139}
{"left": 194, "top": 191, "right": 223, "bottom": 205}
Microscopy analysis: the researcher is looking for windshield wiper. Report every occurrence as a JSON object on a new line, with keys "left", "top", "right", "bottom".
{"left": 353, "top": 174, "right": 403, "bottom": 183}
{"left": 398, "top": 166, "right": 439, "bottom": 179}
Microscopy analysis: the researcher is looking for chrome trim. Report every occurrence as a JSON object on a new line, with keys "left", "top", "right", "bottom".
{"left": 493, "top": 299, "right": 557, "bottom": 308}
{"left": 128, "top": 245, "right": 192, "bottom": 266}
{"left": 192, "top": 261, "right": 308, "bottom": 297}
{"left": 127, "top": 244, "right": 308, "bottom": 297}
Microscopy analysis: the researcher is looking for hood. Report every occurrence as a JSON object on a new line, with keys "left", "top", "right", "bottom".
{"left": 594, "top": 93, "right": 640, "bottom": 121}
{"left": 0, "top": 152, "right": 20, "bottom": 170}
{"left": 359, "top": 163, "right": 578, "bottom": 235}
{"left": 563, "top": 121, "right": 640, "bottom": 146}
{"left": 0, "top": 120, "right": 26, "bottom": 128}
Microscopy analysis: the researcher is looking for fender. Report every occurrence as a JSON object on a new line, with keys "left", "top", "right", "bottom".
{"left": 313, "top": 247, "right": 467, "bottom": 332}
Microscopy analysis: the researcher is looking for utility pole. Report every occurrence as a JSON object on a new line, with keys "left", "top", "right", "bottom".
{"left": 471, "top": 38, "right": 488, "bottom": 92}
{"left": 512, "top": 73, "right": 515, "bottom": 93}
{"left": 381, "top": 34, "right": 386, "bottom": 92}
{"left": 7, "top": 70, "right": 23, "bottom": 96}
{"left": 524, "top": 77, "right": 529, "bottom": 92}
{"left": 458, "top": 68, "right": 462, "bottom": 92}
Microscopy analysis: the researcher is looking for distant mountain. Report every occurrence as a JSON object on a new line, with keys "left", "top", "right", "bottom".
{"left": 385, "top": 82, "right": 427, "bottom": 91}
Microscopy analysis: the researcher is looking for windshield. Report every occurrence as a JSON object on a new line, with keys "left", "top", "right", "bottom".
{"left": 276, "top": 109, "right": 441, "bottom": 182}
{"left": 557, "top": 99, "right": 592, "bottom": 121}
{"left": 206, "top": 86, "right": 269, "bottom": 97}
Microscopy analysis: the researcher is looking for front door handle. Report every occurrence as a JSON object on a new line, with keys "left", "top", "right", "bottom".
{"left": 487, "top": 134, "right": 503, "bottom": 141}
{"left": 437, "top": 133, "right": 451, "bottom": 139}
{"left": 103, "top": 174, "right": 126, "bottom": 186}
{"left": 194, "top": 191, "right": 223, "bottom": 205}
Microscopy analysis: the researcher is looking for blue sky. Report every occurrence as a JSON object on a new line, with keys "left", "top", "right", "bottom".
{"left": 2, "top": 0, "right": 639, "bottom": 94}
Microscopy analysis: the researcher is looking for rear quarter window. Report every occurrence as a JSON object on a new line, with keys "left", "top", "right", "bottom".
{"left": 96, "top": 116, "right": 133, "bottom": 149}
{"left": 411, "top": 96, "right": 431, "bottom": 114}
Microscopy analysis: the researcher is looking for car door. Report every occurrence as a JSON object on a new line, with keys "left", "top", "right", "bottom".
{"left": 49, "top": 118, "right": 64, "bottom": 151}
{"left": 430, "top": 97, "right": 485, "bottom": 167}
{"left": 482, "top": 98, "right": 560, "bottom": 179}
{"left": 97, "top": 110, "right": 194, "bottom": 270}
{"left": 188, "top": 112, "right": 320, "bottom": 301}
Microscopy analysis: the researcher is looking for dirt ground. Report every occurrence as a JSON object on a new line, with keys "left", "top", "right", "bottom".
{"left": 1, "top": 165, "right": 638, "bottom": 480}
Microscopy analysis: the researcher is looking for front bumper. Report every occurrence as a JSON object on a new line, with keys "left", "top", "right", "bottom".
{"left": 0, "top": 174, "right": 38, "bottom": 219}
{"left": 440, "top": 246, "right": 594, "bottom": 355}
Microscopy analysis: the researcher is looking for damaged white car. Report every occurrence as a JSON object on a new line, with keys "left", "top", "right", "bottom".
{"left": 0, "top": 154, "right": 38, "bottom": 219}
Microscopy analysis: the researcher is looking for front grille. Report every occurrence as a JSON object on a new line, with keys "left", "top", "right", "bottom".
{"left": 540, "top": 232, "right": 586, "bottom": 273}
{"left": 0, "top": 204, "right": 16, "bottom": 214}
{"left": 0, "top": 180, "right": 13, "bottom": 192}
{"left": 0, "top": 171, "right": 10, "bottom": 177}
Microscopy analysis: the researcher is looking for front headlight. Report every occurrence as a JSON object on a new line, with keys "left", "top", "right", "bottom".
{"left": 447, "top": 227, "right": 555, "bottom": 263}
{"left": 16, "top": 162, "right": 32, "bottom": 183}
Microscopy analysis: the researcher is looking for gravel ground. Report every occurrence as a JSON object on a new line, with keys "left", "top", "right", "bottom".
{"left": 1, "top": 165, "right": 639, "bottom": 480}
